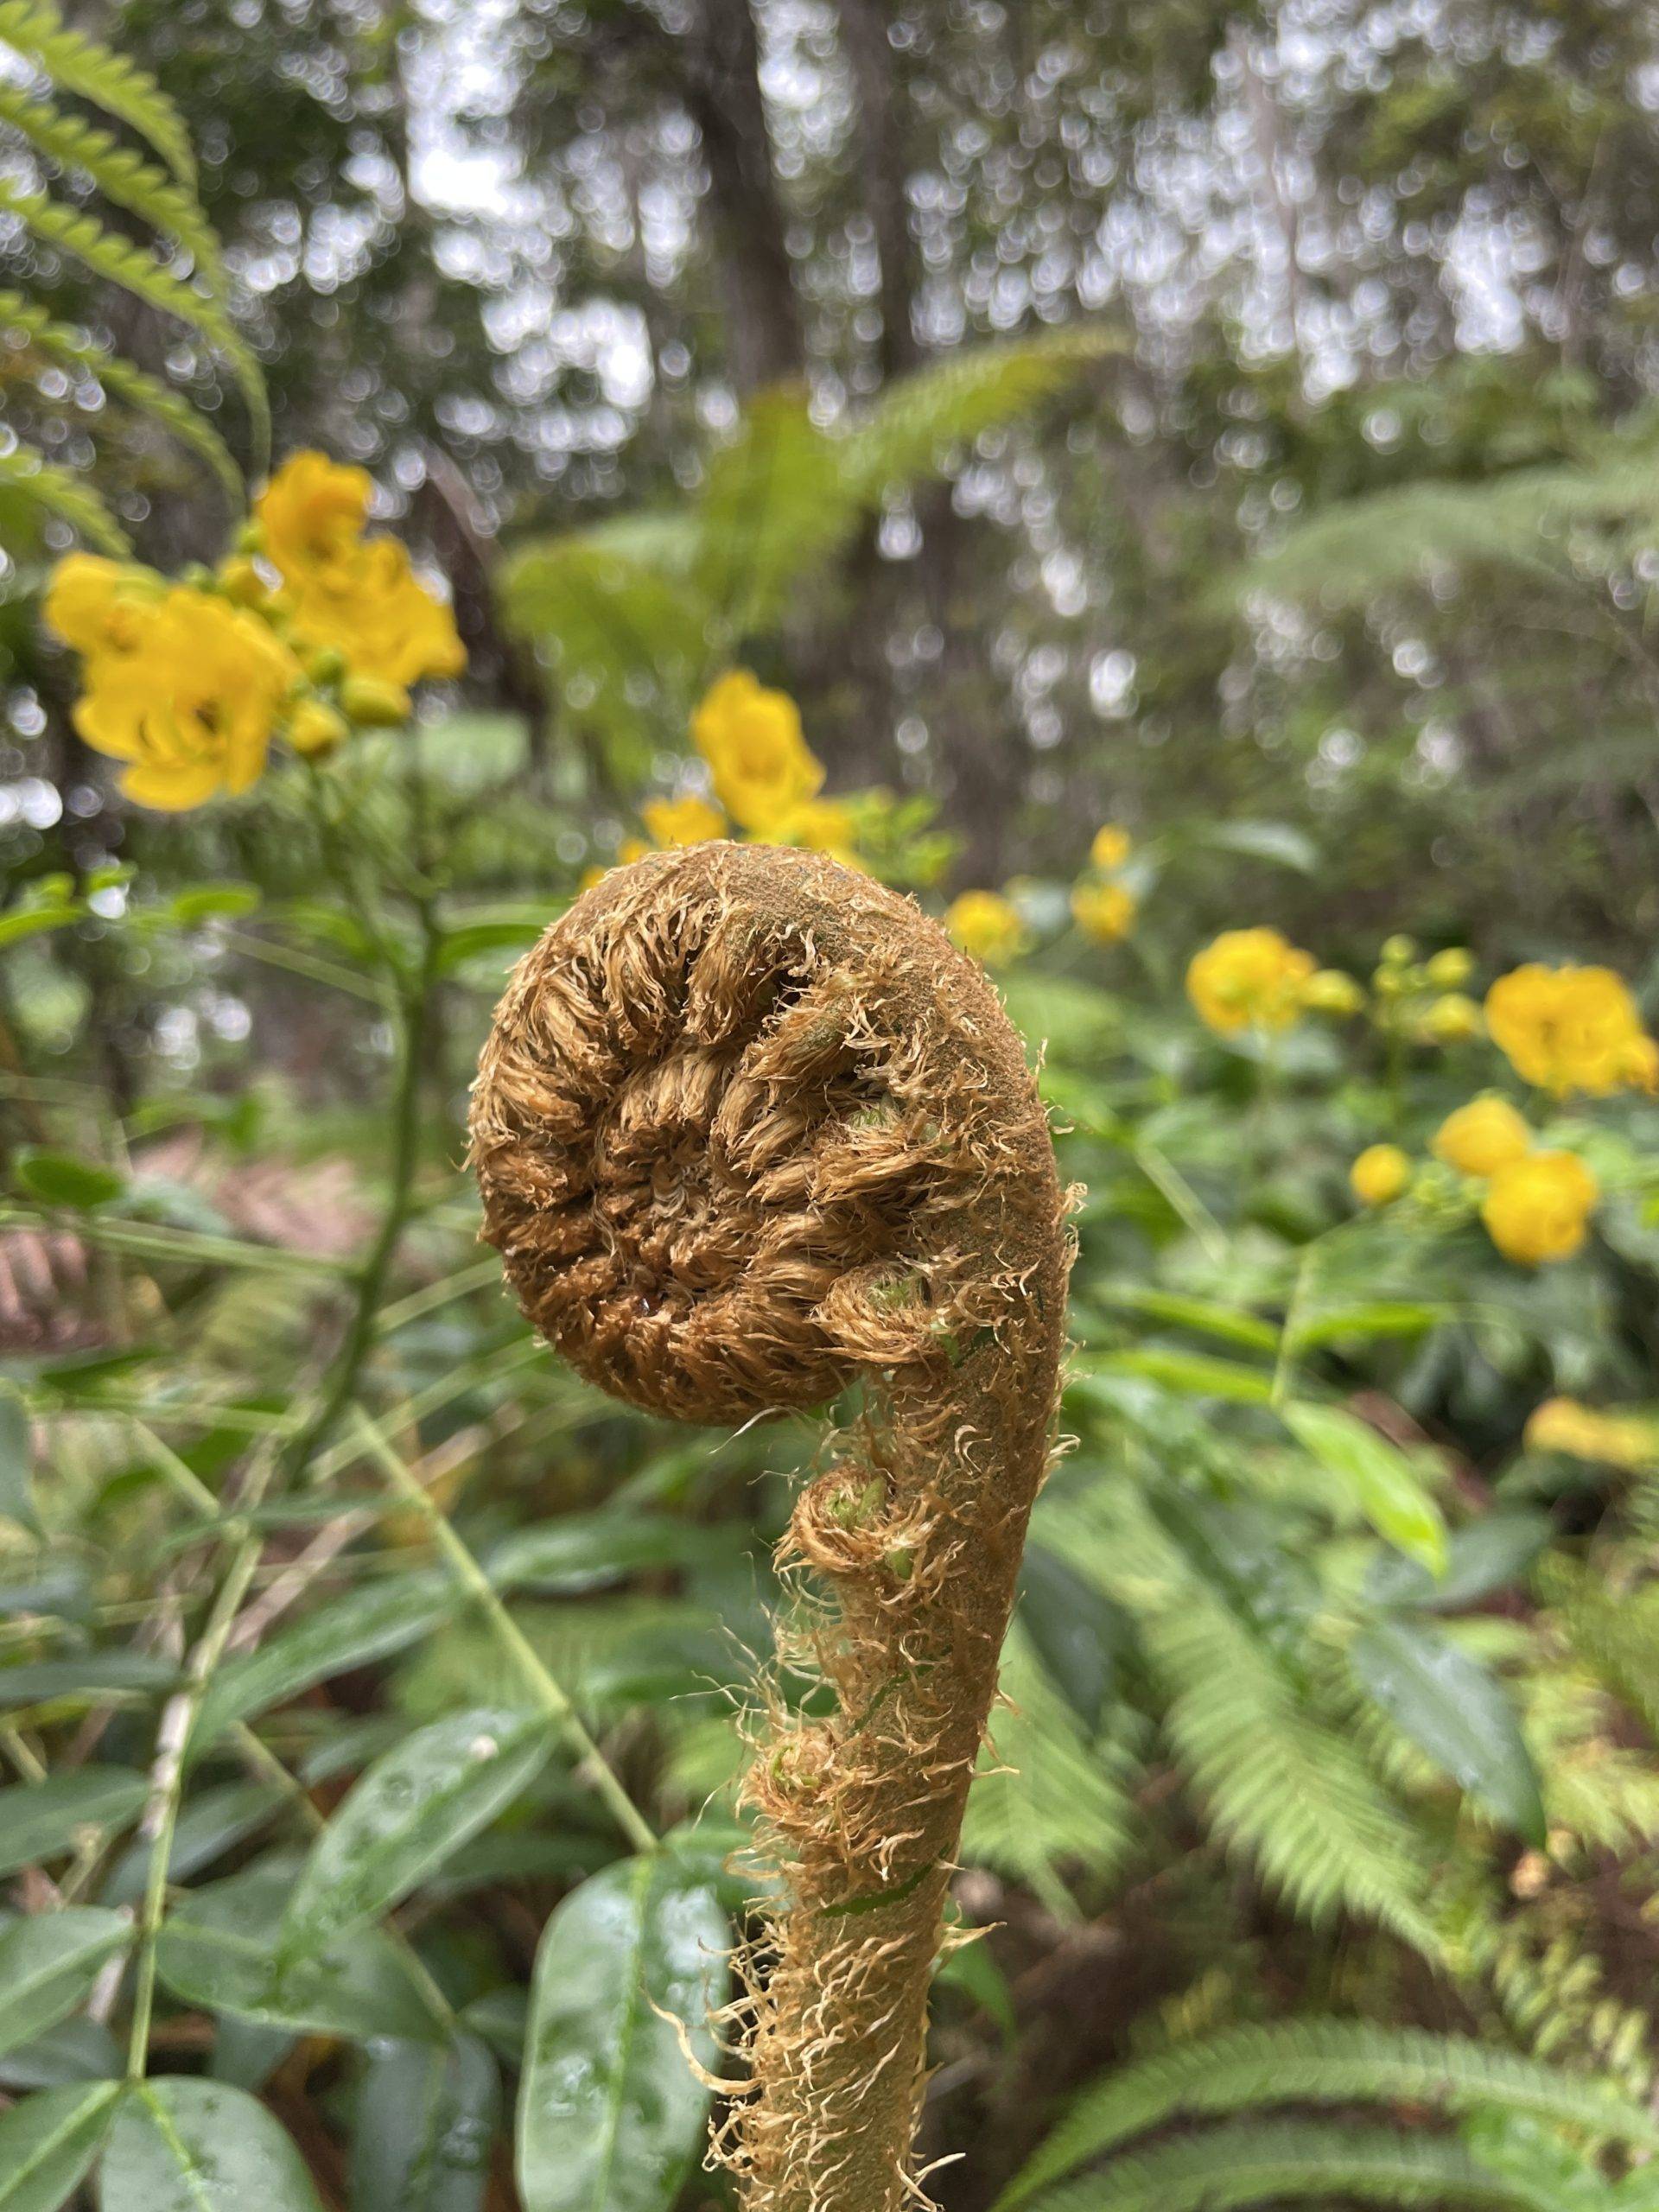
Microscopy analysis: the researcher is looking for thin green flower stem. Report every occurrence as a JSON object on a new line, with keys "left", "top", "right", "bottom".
{"left": 276, "top": 902, "right": 440, "bottom": 1484}
{"left": 230, "top": 1723, "right": 456, "bottom": 2033}
{"left": 125, "top": 1441, "right": 282, "bottom": 2081}
{"left": 1132, "top": 1139, "right": 1229, "bottom": 1266}
{"left": 374, "top": 1255, "right": 501, "bottom": 1335}
{"left": 348, "top": 1407, "right": 659, "bottom": 1857}
{"left": 2, "top": 1726, "right": 46, "bottom": 1782}
{"left": 0, "top": 1208, "right": 354, "bottom": 1277}
{"left": 1271, "top": 1238, "right": 1324, "bottom": 1407}
{"left": 216, "top": 926, "right": 394, "bottom": 1007}
{"left": 304, "top": 1339, "right": 544, "bottom": 1486}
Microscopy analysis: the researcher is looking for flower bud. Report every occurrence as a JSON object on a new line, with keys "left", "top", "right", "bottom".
{"left": 1426, "top": 946, "right": 1473, "bottom": 988}
{"left": 340, "top": 673, "right": 411, "bottom": 727}
{"left": 288, "top": 698, "right": 349, "bottom": 757}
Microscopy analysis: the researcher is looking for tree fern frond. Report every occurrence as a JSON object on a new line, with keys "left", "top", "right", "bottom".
{"left": 498, "top": 518, "right": 711, "bottom": 728}
{"left": 0, "top": 181, "right": 267, "bottom": 461}
{"left": 0, "top": 287, "right": 242, "bottom": 508}
{"left": 1541, "top": 1558, "right": 1659, "bottom": 1742}
{"left": 1013, "top": 2122, "right": 1550, "bottom": 2212}
{"left": 692, "top": 388, "right": 852, "bottom": 639}
{"left": 962, "top": 1624, "right": 1138, "bottom": 1916}
{"left": 0, "top": 82, "right": 224, "bottom": 291}
{"left": 995, "top": 2019, "right": 1659, "bottom": 2208}
{"left": 1086, "top": 1492, "right": 1440, "bottom": 1953}
{"left": 1235, "top": 454, "right": 1659, "bottom": 608}
{"left": 843, "top": 322, "right": 1122, "bottom": 501}
{"left": 0, "top": 440, "right": 130, "bottom": 552}
{"left": 0, "top": 0, "right": 195, "bottom": 186}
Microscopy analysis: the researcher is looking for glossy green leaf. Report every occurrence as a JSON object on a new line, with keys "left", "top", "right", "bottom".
{"left": 0, "top": 2016, "right": 123, "bottom": 2094}
{"left": 1018, "top": 1541, "right": 1124, "bottom": 1729}
{"left": 0, "top": 1385, "right": 39, "bottom": 1534}
{"left": 1295, "top": 1301, "right": 1451, "bottom": 1350}
{"left": 516, "top": 1853, "right": 728, "bottom": 2212}
{"left": 1092, "top": 1286, "right": 1280, "bottom": 1354}
{"left": 0, "top": 1909, "right": 130, "bottom": 2060}
{"left": 352, "top": 2033, "right": 500, "bottom": 2212}
{"left": 0, "top": 2081, "right": 119, "bottom": 2211}
{"left": 1351, "top": 1619, "right": 1546, "bottom": 1844}
{"left": 156, "top": 1861, "right": 446, "bottom": 2044}
{"left": 99, "top": 2076, "right": 325, "bottom": 2210}
{"left": 0, "top": 1768, "right": 149, "bottom": 1876}
{"left": 189, "top": 1573, "right": 452, "bottom": 1752}
{"left": 281, "top": 1708, "right": 549, "bottom": 1955}
{"left": 1094, "top": 1347, "right": 1275, "bottom": 1405}
{"left": 1282, "top": 1402, "right": 1447, "bottom": 1574}
{"left": 0, "top": 1649, "right": 180, "bottom": 1707}
{"left": 1367, "top": 1513, "right": 1552, "bottom": 1614}
{"left": 10, "top": 1148, "right": 126, "bottom": 1210}
{"left": 486, "top": 1513, "right": 735, "bottom": 1595}
{"left": 168, "top": 883, "right": 262, "bottom": 923}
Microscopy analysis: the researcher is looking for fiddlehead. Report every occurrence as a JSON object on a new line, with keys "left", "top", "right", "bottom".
{"left": 471, "top": 843, "right": 1071, "bottom": 2212}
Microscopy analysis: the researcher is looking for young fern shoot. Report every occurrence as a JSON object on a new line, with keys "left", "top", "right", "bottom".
{"left": 470, "top": 843, "right": 1071, "bottom": 2212}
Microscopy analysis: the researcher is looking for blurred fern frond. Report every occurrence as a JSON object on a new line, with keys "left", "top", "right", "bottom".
{"left": 499, "top": 323, "right": 1120, "bottom": 714}
{"left": 1235, "top": 446, "right": 1659, "bottom": 609}
{"left": 996, "top": 2017, "right": 1659, "bottom": 2209}
{"left": 0, "top": 2, "right": 263, "bottom": 549}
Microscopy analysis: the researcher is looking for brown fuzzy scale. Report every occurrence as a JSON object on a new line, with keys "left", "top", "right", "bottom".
{"left": 469, "top": 843, "right": 1071, "bottom": 2212}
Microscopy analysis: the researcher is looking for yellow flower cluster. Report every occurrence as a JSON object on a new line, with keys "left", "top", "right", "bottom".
{"left": 1432, "top": 1095, "right": 1533, "bottom": 1178}
{"left": 43, "top": 452, "right": 465, "bottom": 811}
{"left": 256, "top": 452, "right": 465, "bottom": 708}
{"left": 594, "top": 671, "right": 861, "bottom": 883}
{"left": 1524, "top": 1397, "right": 1658, "bottom": 1470}
{"left": 47, "top": 556, "right": 302, "bottom": 810}
{"left": 1186, "top": 927, "right": 1317, "bottom": 1035}
{"left": 945, "top": 890, "right": 1028, "bottom": 968}
{"left": 1071, "top": 822, "right": 1137, "bottom": 944}
{"left": 1485, "top": 963, "right": 1658, "bottom": 1097}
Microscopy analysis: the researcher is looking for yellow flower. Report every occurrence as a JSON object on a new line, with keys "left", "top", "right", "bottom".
{"left": 257, "top": 452, "right": 465, "bottom": 689}
{"left": 1421, "top": 992, "right": 1483, "bottom": 1044}
{"left": 1622, "top": 1034, "right": 1659, "bottom": 1094}
{"left": 1185, "top": 926, "right": 1317, "bottom": 1035}
{"left": 691, "top": 671, "right": 823, "bottom": 830}
{"left": 44, "top": 553, "right": 163, "bottom": 658}
{"left": 640, "top": 795, "right": 727, "bottom": 849}
{"left": 944, "top": 890, "right": 1027, "bottom": 968}
{"left": 618, "top": 836, "right": 652, "bottom": 865}
{"left": 1302, "top": 969, "right": 1364, "bottom": 1015}
{"left": 256, "top": 449, "right": 372, "bottom": 578}
{"left": 1071, "top": 880, "right": 1136, "bottom": 944}
{"left": 1351, "top": 1144, "right": 1411, "bottom": 1208}
{"left": 73, "top": 586, "right": 299, "bottom": 810}
{"left": 1484, "top": 963, "right": 1652, "bottom": 1096}
{"left": 286, "top": 698, "right": 349, "bottom": 757}
{"left": 1090, "top": 823, "right": 1133, "bottom": 871}
{"left": 763, "top": 796, "right": 859, "bottom": 861}
{"left": 1524, "top": 1397, "right": 1656, "bottom": 1469}
{"left": 1433, "top": 1096, "right": 1533, "bottom": 1179}
{"left": 1481, "top": 1151, "right": 1599, "bottom": 1267}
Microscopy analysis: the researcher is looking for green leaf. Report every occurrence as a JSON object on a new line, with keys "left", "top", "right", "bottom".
{"left": 168, "top": 885, "right": 262, "bottom": 924}
{"left": 0, "top": 1649, "right": 179, "bottom": 1707}
{"left": 1294, "top": 1301, "right": 1451, "bottom": 1350}
{"left": 1281, "top": 1402, "right": 1447, "bottom": 1574}
{"left": 516, "top": 1853, "right": 728, "bottom": 2212}
{"left": 0, "top": 440, "right": 130, "bottom": 554}
{"left": 281, "top": 1708, "right": 550, "bottom": 1956}
{"left": 0, "top": 2081, "right": 119, "bottom": 2211}
{"left": 0, "top": 1769, "right": 148, "bottom": 1877}
{"left": 1092, "top": 1287, "right": 1281, "bottom": 1355}
{"left": 1366, "top": 1513, "right": 1552, "bottom": 1614}
{"left": 1018, "top": 1542, "right": 1124, "bottom": 1730}
{"left": 0, "top": 1910, "right": 130, "bottom": 2060}
{"left": 486, "top": 1513, "right": 736, "bottom": 1594}
{"left": 1350, "top": 1620, "right": 1546, "bottom": 1844}
{"left": 0, "top": 1384, "right": 38, "bottom": 1534}
{"left": 156, "top": 1861, "right": 447, "bottom": 2044}
{"left": 189, "top": 1573, "right": 452, "bottom": 1751}
{"left": 1095, "top": 1348, "right": 1275, "bottom": 1405}
{"left": 11, "top": 1147, "right": 127, "bottom": 1210}
{"left": 352, "top": 2034, "right": 500, "bottom": 2212}
{"left": 1189, "top": 819, "right": 1319, "bottom": 874}
{"left": 99, "top": 2076, "right": 325, "bottom": 2210}
{"left": 0, "top": 906, "right": 80, "bottom": 950}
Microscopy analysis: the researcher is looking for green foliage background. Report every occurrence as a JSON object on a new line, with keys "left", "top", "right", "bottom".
{"left": 4, "top": 3, "right": 1659, "bottom": 2209}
